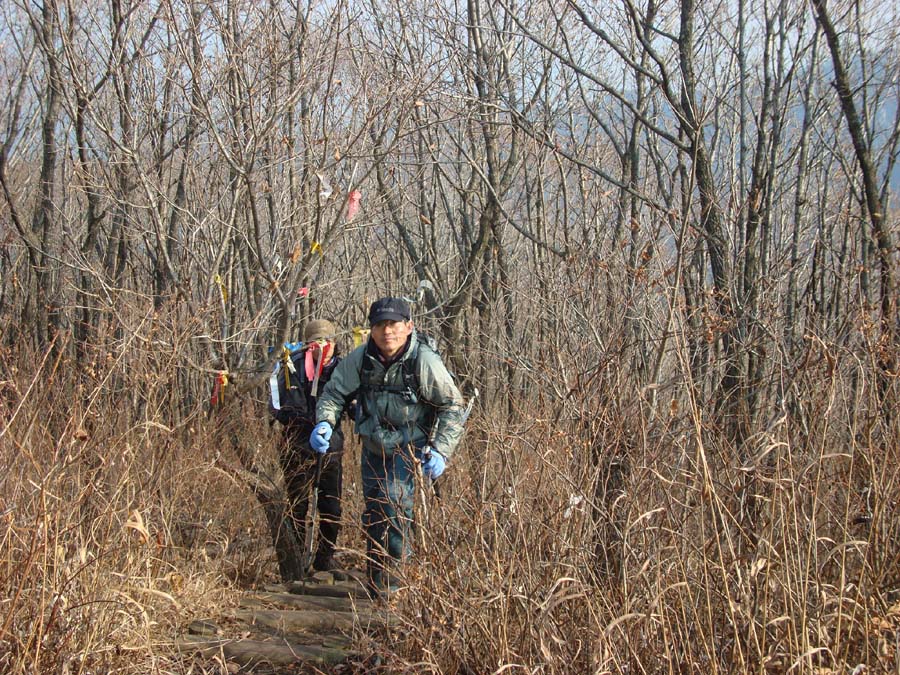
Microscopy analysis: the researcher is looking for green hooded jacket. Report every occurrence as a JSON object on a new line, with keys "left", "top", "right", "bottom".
{"left": 315, "top": 331, "right": 464, "bottom": 459}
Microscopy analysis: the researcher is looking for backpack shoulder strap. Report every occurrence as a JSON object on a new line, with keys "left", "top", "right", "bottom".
{"left": 358, "top": 349, "right": 380, "bottom": 398}
{"left": 402, "top": 341, "right": 425, "bottom": 395}
{"left": 357, "top": 343, "right": 421, "bottom": 400}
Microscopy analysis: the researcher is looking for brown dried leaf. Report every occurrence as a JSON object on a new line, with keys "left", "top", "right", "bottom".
{"left": 125, "top": 509, "right": 150, "bottom": 545}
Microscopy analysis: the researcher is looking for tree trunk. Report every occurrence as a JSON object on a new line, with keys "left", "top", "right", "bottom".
{"left": 812, "top": 0, "right": 897, "bottom": 397}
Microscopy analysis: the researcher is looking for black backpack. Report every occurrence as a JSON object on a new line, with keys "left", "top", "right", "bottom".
{"left": 269, "top": 345, "right": 337, "bottom": 427}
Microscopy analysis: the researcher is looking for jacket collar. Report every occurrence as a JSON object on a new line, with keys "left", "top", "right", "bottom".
{"left": 366, "top": 330, "right": 418, "bottom": 367}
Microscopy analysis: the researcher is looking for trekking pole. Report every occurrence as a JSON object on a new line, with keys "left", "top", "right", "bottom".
{"left": 423, "top": 389, "right": 474, "bottom": 502}
{"left": 414, "top": 447, "right": 431, "bottom": 556}
{"left": 304, "top": 453, "right": 324, "bottom": 574}
{"left": 461, "top": 387, "right": 479, "bottom": 425}
{"left": 418, "top": 448, "right": 443, "bottom": 500}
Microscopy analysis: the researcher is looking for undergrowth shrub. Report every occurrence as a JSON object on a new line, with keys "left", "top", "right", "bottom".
{"left": 0, "top": 336, "right": 269, "bottom": 674}
{"left": 389, "top": 341, "right": 900, "bottom": 674}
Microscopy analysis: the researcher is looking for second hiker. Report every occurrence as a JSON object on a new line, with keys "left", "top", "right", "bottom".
{"left": 270, "top": 319, "right": 348, "bottom": 573}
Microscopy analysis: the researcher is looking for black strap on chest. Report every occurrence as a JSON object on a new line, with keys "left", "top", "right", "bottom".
{"left": 359, "top": 341, "right": 446, "bottom": 450}
{"left": 358, "top": 340, "right": 428, "bottom": 425}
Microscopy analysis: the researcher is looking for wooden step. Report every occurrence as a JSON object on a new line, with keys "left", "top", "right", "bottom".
{"left": 232, "top": 607, "right": 383, "bottom": 634}
{"left": 176, "top": 633, "right": 353, "bottom": 667}
{"left": 243, "top": 591, "right": 371, "bottom": 613}
{"left": 286, "top": 578, "right": 371, "bottom": 599}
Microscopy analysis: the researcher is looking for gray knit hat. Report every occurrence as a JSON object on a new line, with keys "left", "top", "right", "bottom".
{"left": 303, "top": 319, "right": 336, "bottom": 342}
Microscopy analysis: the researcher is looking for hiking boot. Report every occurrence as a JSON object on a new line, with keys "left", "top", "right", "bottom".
{"left": 366, "top": 568, "right": 401, "bottom": 601}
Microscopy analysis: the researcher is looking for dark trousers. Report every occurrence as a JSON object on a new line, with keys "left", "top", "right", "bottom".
{"left": 280, "top": 437, "right": 342, "bottom": 562}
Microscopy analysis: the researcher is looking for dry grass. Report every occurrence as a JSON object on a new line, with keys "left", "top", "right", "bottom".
{"left": 0, "top": 335, "right": 267, "bottom": 674}
{"left": 1, "top": 325, "right": 898, "bottom": 674}
{"left": 387, "top": 341, "right": 900, "bottom": 673}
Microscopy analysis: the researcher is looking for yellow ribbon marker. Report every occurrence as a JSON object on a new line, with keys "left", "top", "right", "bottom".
{"left": 310, "top": 241, "right": 323, "bottom": 256}
{"left": 352, "top": 326, "right": 370, "bottom": 349}
{"left": 219, "top": 371, "right": 228, "bottom": 403}
{"left": 281, "top": 346, "right": 292, "bottom": 389}
{"left": 214, "top": 274, "right": 228, "bottom": 303}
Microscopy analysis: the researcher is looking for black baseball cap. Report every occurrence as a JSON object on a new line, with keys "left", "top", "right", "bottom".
{"left": 368, "top": 297, "right": 411, "bottom": 325}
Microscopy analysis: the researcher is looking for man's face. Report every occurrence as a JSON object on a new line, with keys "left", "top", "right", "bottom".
{"left": 370, "top": 319, "right": 413, "bottom": 359}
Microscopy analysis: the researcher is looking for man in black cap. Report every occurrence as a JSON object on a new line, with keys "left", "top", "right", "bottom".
{"left": 310, "top": 297, "right": 464, "bottom": 597}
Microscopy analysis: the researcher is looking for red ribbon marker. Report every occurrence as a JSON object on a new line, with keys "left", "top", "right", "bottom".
{"left": 210, "top": 371, "right": 228, "bottom": 406}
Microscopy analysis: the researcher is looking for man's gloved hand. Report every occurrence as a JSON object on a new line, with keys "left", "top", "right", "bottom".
{"left": 310, "top": 421, "right": 333, "bottom": 454}
{"left": 418, "top": 447, "right": 446, "bottom": 481}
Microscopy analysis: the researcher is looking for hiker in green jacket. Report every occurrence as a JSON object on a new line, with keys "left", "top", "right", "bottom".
{"left": 309, "top": 297, "right": 464, "bottom": 597}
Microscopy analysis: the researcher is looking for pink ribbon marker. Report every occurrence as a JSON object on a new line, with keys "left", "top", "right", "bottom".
{"left": 347, "top": 190, "right": 362, "bottom": 221}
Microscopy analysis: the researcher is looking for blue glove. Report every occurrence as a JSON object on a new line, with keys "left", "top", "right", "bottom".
{"left": 418, "top": 447, "right": 446, "bottom": 481}
{"left": 310, "top": 421, "right": 333, "bottom": 454}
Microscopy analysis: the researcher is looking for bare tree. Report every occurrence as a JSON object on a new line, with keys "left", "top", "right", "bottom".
{"left": 811, "top": 0, "right": 897, "bottom": 399}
